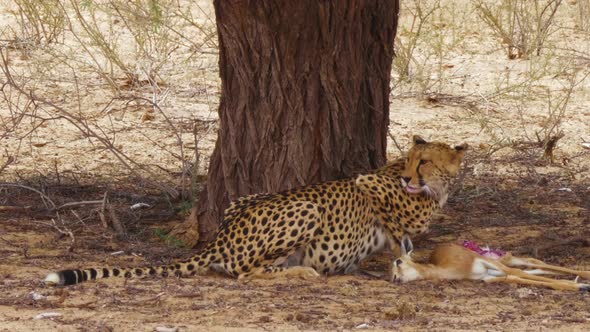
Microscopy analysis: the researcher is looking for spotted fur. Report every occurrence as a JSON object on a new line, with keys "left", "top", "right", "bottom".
{"left": 44, "top": 136, "right": 467, "bottom": 286}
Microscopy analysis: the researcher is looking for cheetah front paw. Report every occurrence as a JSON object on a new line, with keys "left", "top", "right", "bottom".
{"left": 295, "top": 267, "right": 321, "bottom": 279}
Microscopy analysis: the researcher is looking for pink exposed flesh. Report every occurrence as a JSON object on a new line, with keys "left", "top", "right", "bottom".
{"left": 462, "top": 240, "right": 506, "bottom": 260}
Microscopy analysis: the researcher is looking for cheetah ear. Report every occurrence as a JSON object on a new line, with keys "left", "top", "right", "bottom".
{"left": 454, "top": 143, "right": 468, "bottom": 152}
{"left": 412, "top": 135, "right": 428, "bottom": 145}
{"left": 453, "top": 143, "right": 468, "bottom": 162}
{"left": 400, "top": 235, "right": 414, "bottom": 256}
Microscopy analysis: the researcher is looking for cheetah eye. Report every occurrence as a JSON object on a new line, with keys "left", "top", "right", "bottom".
{"left": 418, "top": 159, "right": 427, "bottom": 166}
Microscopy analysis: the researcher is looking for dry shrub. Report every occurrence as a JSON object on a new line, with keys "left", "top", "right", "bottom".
{"left": 0, "top": 1, "right": 219, "bottom": 201}
{"left": 10, "top": 0, "right": 65, "bottom": 47}
{"left": 392, "top": 0, "right": 472, "bottom": 98}
{"left": 474, "top": 0, "right": 562, "bottom": 59}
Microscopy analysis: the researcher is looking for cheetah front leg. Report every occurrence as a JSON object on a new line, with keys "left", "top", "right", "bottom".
{"left": 375, "top": 216, "right": 404, "bottom": 254}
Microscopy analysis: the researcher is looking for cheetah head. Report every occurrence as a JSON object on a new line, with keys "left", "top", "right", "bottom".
{"left": 400, "top": 135, "right": 467, "bottom": 204}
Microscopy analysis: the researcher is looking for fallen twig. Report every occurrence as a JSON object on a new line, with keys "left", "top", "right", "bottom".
{"left": 53, "top": 200, "right": 104, "bottom": 211}
{"left": 99, "top": 191, "right": 109, "bottom": 229}
{"left": 388, "top": 131, "right": 404, "bottom": 155}
{"left": 107, "top": 201, "right": 125, "bottom": 236}
{"left": 34, "top": 218, "right": 76, "bottom": 252}
{"left": 0, "top": 183, "right": 56, "bottom": 209}
{"left": 0, "top": 156, "right": 14, "bottom": 175}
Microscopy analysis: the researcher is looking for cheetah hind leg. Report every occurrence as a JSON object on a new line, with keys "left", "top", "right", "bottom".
{"left": 238, "top": 266, "right": 320, "bottom": 280}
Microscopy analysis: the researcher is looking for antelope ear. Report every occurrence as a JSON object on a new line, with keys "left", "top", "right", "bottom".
{"left": 412, "top": 135, "right": 428, "bottom": 145}
{"left": 400, "top": 235, "right": 414, "bottom": 256}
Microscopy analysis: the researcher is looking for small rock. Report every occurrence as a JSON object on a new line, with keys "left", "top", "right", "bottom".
{"left": 131, "top": 203, "right": 151, "bottom": 210}
{"left": 29, "top": 291, "right": 46, "bottom": 301}
{"left": 516, "top": 287, "right": 537, "bottom": 298}
{"left": 33, "top": 312, "right": 62, "bottom": 320}
{"left": 155, "top": 327, "right": 178, "bottom": 332}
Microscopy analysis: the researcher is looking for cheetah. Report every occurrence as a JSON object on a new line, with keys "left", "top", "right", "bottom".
{"left": 44, "top": 135, "right": 467, "bottom": 285}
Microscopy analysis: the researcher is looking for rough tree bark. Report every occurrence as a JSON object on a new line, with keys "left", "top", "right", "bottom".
{"left": 187, "top": 0, "right": 400, "bottom": 245}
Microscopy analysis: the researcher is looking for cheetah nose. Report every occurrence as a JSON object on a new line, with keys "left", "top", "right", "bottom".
{"left": 401, "top": 176, "right": 411, "bottom": 185}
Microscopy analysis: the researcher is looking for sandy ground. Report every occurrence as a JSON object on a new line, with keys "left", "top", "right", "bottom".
{"left": 2, "top": 0, "right": 590, "bottom": 331}
{"left": 1, "top": 176, "right": 590, "bottom": 331}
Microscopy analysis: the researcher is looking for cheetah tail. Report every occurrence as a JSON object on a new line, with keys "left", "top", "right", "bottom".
{"left": 43, "top": 250, "right": 213, "bottom": 286}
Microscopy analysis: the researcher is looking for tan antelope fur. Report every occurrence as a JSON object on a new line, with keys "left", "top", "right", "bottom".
{"left": 391, "top": 236, "right": 590, "bottom": 292}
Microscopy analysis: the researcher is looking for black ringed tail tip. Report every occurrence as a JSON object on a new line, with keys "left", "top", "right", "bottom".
{"left": 44, "top": 269, "right": 100, "bottom": 286}
{"left": 62, "top": 269, "right": 84, "bottom": 285}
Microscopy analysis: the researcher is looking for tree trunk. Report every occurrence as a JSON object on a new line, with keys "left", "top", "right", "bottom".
{"left": 191, "top": 0, "right": 400, "bottom": 244}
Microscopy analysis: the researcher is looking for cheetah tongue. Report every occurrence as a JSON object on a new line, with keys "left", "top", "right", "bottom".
{"left": 405, "top": 186, "right": 422, "bottom": 194}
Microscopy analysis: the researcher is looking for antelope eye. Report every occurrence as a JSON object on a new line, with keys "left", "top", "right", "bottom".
{"left": 395, "top": 259, "right": 403, "bottom": 266}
